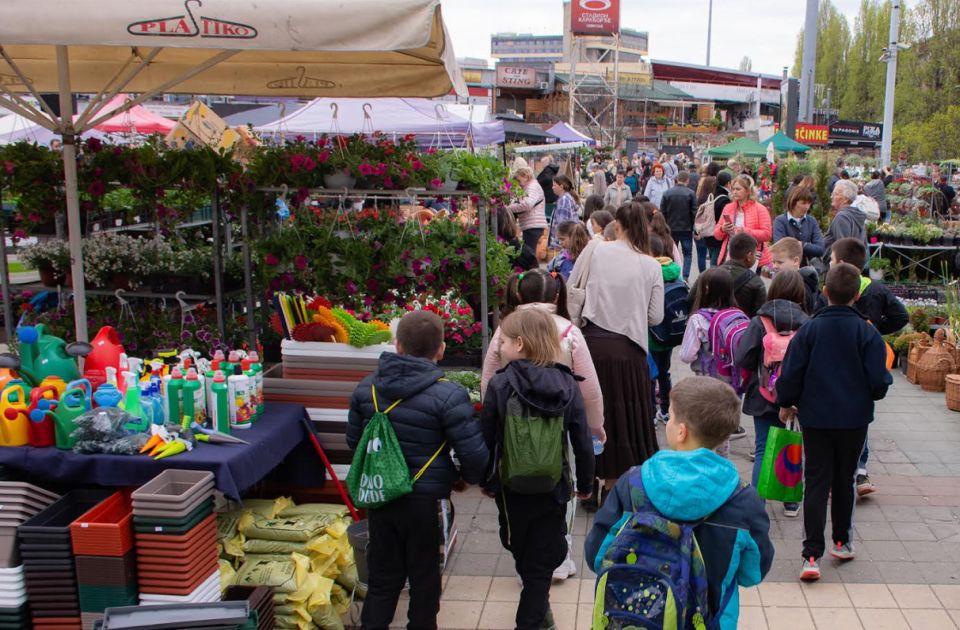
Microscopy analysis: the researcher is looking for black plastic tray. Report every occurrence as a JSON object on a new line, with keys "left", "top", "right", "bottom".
{"left": 18, "top": 490, "right": 112, "bottom": 537}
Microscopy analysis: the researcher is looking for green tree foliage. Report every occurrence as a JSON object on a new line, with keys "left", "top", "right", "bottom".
{"left": 840, "top": 0, "right": 891, "bottom": 121}
{"left": 894, "top": 105, "right": 960, "bottom": 161}
{"left": 896, "top": 0, "right": 960, "bottom": 127}
{"left": 792, "top": 0, "right": 852, "bottom": 110}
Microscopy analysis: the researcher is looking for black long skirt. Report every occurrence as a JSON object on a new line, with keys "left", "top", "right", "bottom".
{"left": 582, "top": 323, "right": 660, "bottom": 480}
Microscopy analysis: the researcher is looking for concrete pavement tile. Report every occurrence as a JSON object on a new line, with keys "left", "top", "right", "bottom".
{"left": 866, "top": 560, "right": 926, "bottom": 584}
{"left": 467, "top": 513, "right": 501, "bottom": 533}
{"left": 888, "top": 584, "right": 943, "bottom": 608}
{"left": 903, "top": 609, "right": 958, "bottom": 630}
{"left": 739, "top": 585, "right": 761, "bottom": 607}
{"left": 861, "top": 540, "right": 910, "bottom": 561}
{"left": 903, "top": 541, "right": 953, "bottom": 562}
{"left": 549, "top": 578, "right": 582, "bottom": 604}
{"left": 857, "top": 521, "right": 900, "bottom": 540}
{"left": 951, "top": 610, "right": 960, "bottom": 628}
{"left": 917, "top": 507, "right": 959, "bottom": 523}
{"left": 452, "top": 497, "right": 483, "bottom": 514}
{"left": 809, "top": 606, "right": 864, "bottom": 630}
{"left": 758, "top": 582, "right": 806, "bottom": 607}
{"left": 764, "top": 559, "right": 804, "bottom": 582}
{"left": 494, "top": 554, "right": 518, "bottom": 577}
{"left": 857, "top": 608, "right": 911, "bottom": 629}
{"left": 902, "top": 451, "right": 945, "bottom": 464}
{"left": 575, "top": 603, "right": 593, "bottom": 630}
{"left": 933, "top": 586, "right": 960, "bottom": 608}
{"left": 551, "top": 603, "right": 578, "bottom": 630}
{"left": 918, "top": 562, "right": 960, "bottom": 584}
{"left": 936, "top": 452, "right": 960, "bottom": 465}
{"left": 893, "top": 522, "right": 938, "bottom": 542}
{"left": 930, "top": 523, "right": 960, "bottom": 540}
{"left": 854, "top": 505, "right": 887, "bottom": 521}
{"left": 835, "top": 559, "right": 886, "bottom": 583}
{"left": 450, "top": 553, "right": 500, "bottom": 576}
{"left": 877, "top": 450, "right": 912, "bottom": 464}
{"left": 764, "top": 606, "right": 815, "bottom": 630}
{"left": 477, "top": 601, "right": 515, "bottom": 629}
{"left": 476, "top": 497, "right": 500, "bottom": 515}
{"left": 879, "top": 505, "right": 923, "bottom": 522}
{"left": 388, "top": 599, "right": 410, "bottom": 628}
{"left": 884, "top": 463, "right": 922, "bottom": 476}
{"left": 443, "top": 576, "right": 491, "bottom": 601}
{"left": 737, "top": 606, "right": 768, "bottom": 630}
{"left": 457, "top": 533, "right": 505, "bottom": 554}
{"left": 916, "top": 463, "right": 953, "bottom": 477}
{"left": 437, "top": 600, "right": 483, "bottom": 629}
{"left": 800, "top": 582, "right": 853, "bottom": 607}
{"left": 486, "top": 577, "right": 521, "bottom": 602}
{"left": 845, "top": 584, "right": 896, "bottom": 608}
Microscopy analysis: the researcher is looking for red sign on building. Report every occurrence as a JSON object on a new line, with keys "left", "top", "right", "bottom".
{"left": 795, "top": 123, "right": 829, "bottom": 145}
{"left": 570, "top": 0, "right": 620, "bottom": 35}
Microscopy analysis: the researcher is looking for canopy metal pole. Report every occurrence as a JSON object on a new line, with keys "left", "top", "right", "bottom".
{"left": 0, "top": 209, "right": 14, "bottom": 346}
{"left": 57, "top": 45, "right": 88, "bottom": 342}
{"left": 211, "top": 186, "right": 225, "bottom": 341}
{"left": 240, "top": 204, "right": 257, "bottom": 351}
{"left": 479, "top": 200, "right": 489, "bottom": 358}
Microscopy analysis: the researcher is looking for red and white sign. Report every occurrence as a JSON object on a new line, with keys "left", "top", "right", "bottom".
{"left": 795, "top": 123, "right": 829, "bottom": 145}
{"left": 496, "top": 66, "right": 537, "bottom": 89}
{"left": 570, "top": 0, "right": 620, "bottom": 35}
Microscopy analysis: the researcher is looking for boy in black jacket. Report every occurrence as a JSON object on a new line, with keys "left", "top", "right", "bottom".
{"left": 777, "top": 264, "right": 893, "bottom": 582}
{"left": 820, "top": 237, "right": 908, "bottom": 496}
{"left": 347, "top": 311, "right": 489, "bottom": 630}
{"left": 721, "top": 232, "right": 767, "bottom": 317}
{"left": 481, "top": 309, "right": 594, "bottom": 630}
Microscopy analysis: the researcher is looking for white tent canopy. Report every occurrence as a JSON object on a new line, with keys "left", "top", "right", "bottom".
{"left": 0, "top": 0, "right": 466, "bottom": 342}
{"left": 255, "top": 98, "right": 505, "bottom": 147}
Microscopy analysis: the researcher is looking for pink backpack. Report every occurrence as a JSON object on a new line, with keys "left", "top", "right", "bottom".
{"left": 707, "top": 307, "right": 752, "bottom": 394}
{"left": 758, "top": 316, "right": 797, "bottom": 403}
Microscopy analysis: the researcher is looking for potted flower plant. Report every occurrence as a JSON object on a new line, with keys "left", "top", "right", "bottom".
{"left": 869, "top": 256, "right": 891, "bottom": 281}
{"left": 19, "top": 239, "right": 71, "bottom": 287}
{"left": 82, "top": 232, "right": 147, "bottom": 290}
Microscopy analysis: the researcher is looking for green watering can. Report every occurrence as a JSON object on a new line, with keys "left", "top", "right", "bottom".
{"left": 12, "top": 325, "right": 90, "bottom": 386}
{"left": 54, "top": 380, "right": 92, "bottom": 450}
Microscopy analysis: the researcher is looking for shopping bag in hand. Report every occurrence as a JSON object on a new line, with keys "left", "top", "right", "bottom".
{"left": 756, "top": 420, "right": 803, "bottom": 503}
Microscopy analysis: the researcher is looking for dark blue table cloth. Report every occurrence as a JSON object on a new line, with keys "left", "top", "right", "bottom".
{"left": 0, "top": 402, "right": 308, "bottom": 500}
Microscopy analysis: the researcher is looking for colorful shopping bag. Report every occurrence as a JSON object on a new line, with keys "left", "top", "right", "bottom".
{"left": 756, "top": 421, "right": 804, "bottom": 503}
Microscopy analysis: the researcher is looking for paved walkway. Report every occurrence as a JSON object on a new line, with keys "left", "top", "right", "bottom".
{"left": 361, "top": 354, "right": 960, "bottom": 629}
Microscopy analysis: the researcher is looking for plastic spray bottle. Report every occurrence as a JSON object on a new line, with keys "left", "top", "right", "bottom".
{"left": 93, "top": 383, "right": 122, "bottom": 408}
{"left": 247, "top": 352, "right": 264, "bottom": 418}
{"left": 166, "top": 368, "right": 184, "bottom": 425}
{"left": 121, "top": 371, "right": 148, "bottom": 432}
{"left": 210, "top": 371, "right": 230, "bottom": 434}
{"left": 182, "top": 368, "right": 204, "bottom": 426}
{"left": 228, "top": 365, "right": 252, "bottom": 430}
{"left": 204, "top": 359, "right": 220, "bottom": 422}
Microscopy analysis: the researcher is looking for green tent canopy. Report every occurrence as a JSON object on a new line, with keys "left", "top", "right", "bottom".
{"left": 761, "top": 131, "right": 811, "bottom": 154}
{"left": 705, "top": 136, "right": 769, "bottom": 159}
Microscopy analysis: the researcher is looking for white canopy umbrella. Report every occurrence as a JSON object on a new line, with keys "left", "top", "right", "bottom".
{"left": 0, "top": 0, "right": 466, "bottom": 341}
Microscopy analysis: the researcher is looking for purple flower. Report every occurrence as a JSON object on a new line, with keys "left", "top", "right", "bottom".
{"left": 180, "top": 330, "right": 193, "bottom": 341}
{"left": 345, "top": 280, "right": 358, "bottom": 295}
{"left": 265, "top": 254, "right": 279, "bottom": 266}
{"left": 294, "top": 255, "right": 308, "bottom": 271}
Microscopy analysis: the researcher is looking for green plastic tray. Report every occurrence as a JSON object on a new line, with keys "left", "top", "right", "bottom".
{"left": 131, "top": 498, "right": 212, "bottom": 527}
{"left": 132, "top": 506, "right": 211, "bottom": 535}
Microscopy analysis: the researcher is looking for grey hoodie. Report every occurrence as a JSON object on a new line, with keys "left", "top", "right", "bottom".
{"left": 823, "top": 205, "right": 867, "bottom": 260}
{"left": 734, "top": 299, "right": 809, "bottom": 417}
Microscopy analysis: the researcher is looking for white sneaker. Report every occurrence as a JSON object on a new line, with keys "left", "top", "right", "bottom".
{"left": 655, "top": 410, "right": 669, "bottom": 425}
{"left": 552, "top": 554, "right": 578, "bottom": 581}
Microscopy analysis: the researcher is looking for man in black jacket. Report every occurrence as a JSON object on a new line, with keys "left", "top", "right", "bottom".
{"left": 347, "top": 311, "right": 489, "bottom": 630}
{"left": 536, "top": 155, "right": 560, "bottom": 206}
{"left": 660, "top": 170, "right": 701, "bottom": 280}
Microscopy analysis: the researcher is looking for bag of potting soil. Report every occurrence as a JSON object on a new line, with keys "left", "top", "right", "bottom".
{"left": 240, "top": 512, "right": 339, "bottom": 542}
{"left": 242, "top": 497, "right": 293, "bottom": 519}
{"left": 235, "top": 552, "right": 309, "bottom": 594}
{"left": 331, "top": 583, "right": 351, "bottom": 615}
{"left": 274, "top": 615, "right": 311, "bottom": 630}
{"left": 278, "top": 503, "right": 350, "bottom": 519}
{"left": 241, "top": 553, "right": 294, "bottom": 565}
{"left": 243, "top": 538, "right": 314, "bottom": 555}
{"left": 218, "top": 559, "right": 237, "bottom": 591}
{"left": 325, "top": 518, "right": 348, "bottom": 540}
{"left": 335, "top": 563, "right": 360, "bottom": 594}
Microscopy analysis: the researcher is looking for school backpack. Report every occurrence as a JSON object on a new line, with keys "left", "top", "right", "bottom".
{"left": 758, "top": 316, "right": 797, "bottom": 404}
{"left": 650, "top": 280, "right": 690, "bottom": 347}
{"left": 499, "top": 391, "right": 565, "bottom": 494}
{"left": 694, "top": 194, "right": 717, "bottom": 239}
{"left": 346, "top": 383, "right": 446, "bottom": 509}
{"left": 707, "top": 308, "right": 752, "bottom": 395}
{"left": 592, "top": 468, "right": 741, "bottom": 630}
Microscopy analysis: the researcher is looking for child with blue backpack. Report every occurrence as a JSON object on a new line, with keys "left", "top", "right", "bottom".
{"left": 481, "top": 308, "right": 595, "bottom": 630}
{"left": 647, "top": 234, "right": 688, "bottom": 425}
{"left": 585, "top": 376, "right": 774, "bottom": 630}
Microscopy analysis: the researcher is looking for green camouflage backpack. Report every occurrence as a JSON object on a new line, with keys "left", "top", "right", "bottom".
{"left": 499, "top": 393, "right": 565, "bottom": 494}
{"left": 346, "top": 383, "right": 446, "bottom": 509}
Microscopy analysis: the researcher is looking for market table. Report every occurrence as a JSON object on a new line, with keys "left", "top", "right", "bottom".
{"left": 869, "top": 241, "right": 960, "bottom": 277}
{"left": 0, "top": 402, "right": 310, "bottom": 500}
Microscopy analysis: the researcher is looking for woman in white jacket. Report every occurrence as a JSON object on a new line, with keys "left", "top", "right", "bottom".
{"left": 643, "top": 163, "right": 671, "bottom": 209}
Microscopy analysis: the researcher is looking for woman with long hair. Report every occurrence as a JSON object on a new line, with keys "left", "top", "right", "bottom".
{"left": 713, "top": 175, "right": 773, "bottom": 266}
{"left": 569, "top": 202, "right": 664, "bottom": 504}
{"left": 548, "top": 175, "right": 581, "bottom": 249}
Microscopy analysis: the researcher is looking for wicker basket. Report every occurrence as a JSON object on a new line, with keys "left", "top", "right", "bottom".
{"left": 907, "top": 339, "right": 933, "bottom": 384}
{"left": 946, "top": 374, "right": 960, "bottom": 412}
{"left": 917, "top": 329, "right": 957, "bottom": 392}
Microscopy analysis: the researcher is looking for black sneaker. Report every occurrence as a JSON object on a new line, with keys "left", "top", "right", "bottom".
{"left": 730, "top": 426, "right": 747, "bottom": 440}
{"left": 540, "top": 609, "right": 557, "bottom": 630}
{"left": 856, "top": 474, "right": 875, "bottom": 497}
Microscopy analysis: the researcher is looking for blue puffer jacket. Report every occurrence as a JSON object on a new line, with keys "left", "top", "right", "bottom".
{"left": 585, "top": 449, "right": 774, "bottom": 630}
{"left": 346, "top": 353, "right": 489, "bottom": 498}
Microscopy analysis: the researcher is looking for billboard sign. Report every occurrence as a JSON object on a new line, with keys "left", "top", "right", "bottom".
{"left": 496, "top": 66, "right": 538, "bottom": 88}
{"left": 829, "top": 120, "right": 883, "bottom": 146}
{"left": 571, "top": 0, "right": 620, "bottom": 35}
{"left": 795, "top": 123, "right": 829, "bottom": 145}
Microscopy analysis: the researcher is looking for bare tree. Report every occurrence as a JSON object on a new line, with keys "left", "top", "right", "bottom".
{"left": 739, "top": 56, "right": 753, "bottom": 72}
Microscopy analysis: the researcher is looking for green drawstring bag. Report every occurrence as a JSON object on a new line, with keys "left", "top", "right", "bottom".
{"left": 756, "top": 420, "right": 804, "bottom": 503}
{"left": 346, "top": 384, "right": 445, "bottom": 509}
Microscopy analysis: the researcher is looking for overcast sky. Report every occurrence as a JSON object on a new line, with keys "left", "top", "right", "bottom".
{"left": 443, "top": 0, "right": 865, "bottom": 76}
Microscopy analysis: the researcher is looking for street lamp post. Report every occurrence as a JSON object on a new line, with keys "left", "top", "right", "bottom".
{"left": 880, "top": 1, "right": 901, "bottom": 168}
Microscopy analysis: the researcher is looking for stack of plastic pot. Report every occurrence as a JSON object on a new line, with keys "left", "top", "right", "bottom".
{"left": 0, "top": 482, "right": 61, "bottom": 630}
{"left": 223, "top": 585, "right": 275, "bottom": 630}
{"left": 98, "top": 601, "right": 254, "bottom": 629}
{"left": 131, "top": 470, "right": 219, "bottom": 605}
{"left": 18, "top": 489, "right": 111, "bottom": 630}
{"left": 69, "top": 492, "right": 137, "bottom": 630}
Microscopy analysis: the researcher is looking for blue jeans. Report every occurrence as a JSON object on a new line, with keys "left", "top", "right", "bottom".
{"left": 753, "top": 415, "right": 800, "bottom": 509}
{"left": 674, "top": 231, "right": 706, "bottom": 280}
{"left": 649, "top": 349, "right": 672, "bottom": 415}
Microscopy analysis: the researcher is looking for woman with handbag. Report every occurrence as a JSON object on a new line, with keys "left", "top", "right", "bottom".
{"left": 507, "top": 164, "right": 548, "bottom": 256}
{"left": 568, "top": 202, "right": 664, "bottom": 503}
{"left": 713, "top": 175, "right": 773, "bottom": 267}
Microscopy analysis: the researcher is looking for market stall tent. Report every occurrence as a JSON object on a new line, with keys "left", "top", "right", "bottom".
{"left": 546, "top": 121, "right": 597, "bottom": 146}
{"left": 255, "top": 97, "right": 505, "bottom": 148}
{"left": 706, "top": 136, "right": 770, "bottom": 159}
{"left": 761, "top": 131, "right": 811, "bottom": 154}
{"left": 0, "top": 0, "right": 466, "bottom": 341}
{"left": 89, "top": 94, "right": 176, "bottom": 135}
